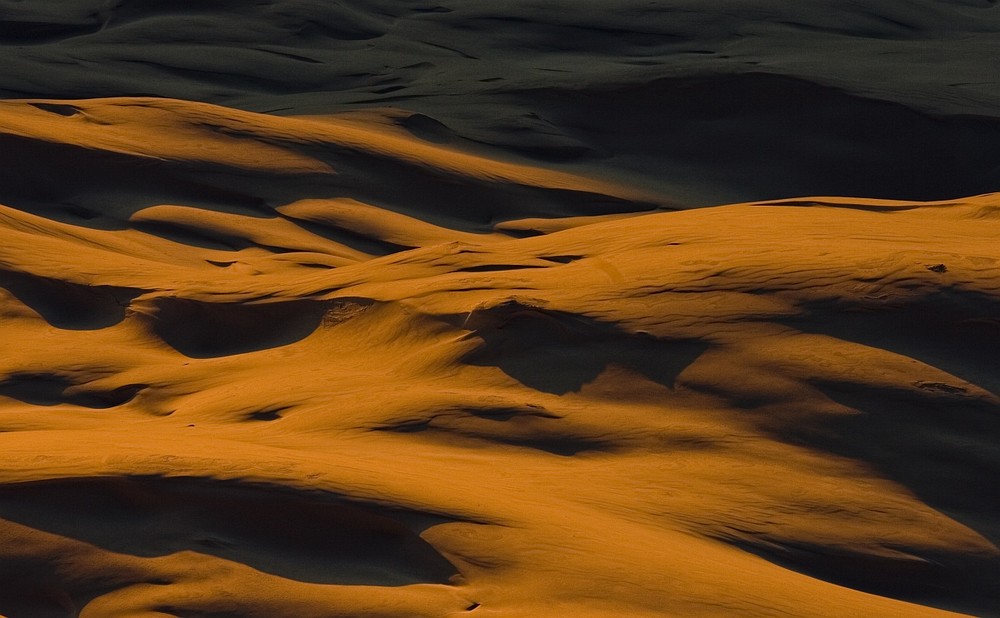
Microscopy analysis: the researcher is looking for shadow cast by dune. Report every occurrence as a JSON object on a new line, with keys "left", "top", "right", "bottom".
{"left": 785, "top": 287, "right": 1000, "bottom": 396}
{"left": 508, "top": 73, "right": 1000, "bottom": 203}
{"left": 807, "top": 381, "right": 1000, "bottom": 543}
{"left": 0, "top": 134, "right": 276, "bottom": 230}
{"left": 376, "top": 420, "right": 611, "bottom": 457}
{"left": 746, "top": 287, "right": 1000, "bottom": 613}
{"left": 373, "top": 404, "right": 612, "bottom": 456}
{"left": 0, "top": 269, "right": 142, "bottom": 330}
{"left": 0, "top": 124, "right": 658, "bottom": 242}
{"left": 755, "top": 379, "right": 1000, "bottom": 615}
{"left": 721, "top": 533, "right": 997, "bottom": 618}
{"left": 0, "top": 476, "right": 460, "bottom": 587}
{"left": 456, "top": 300, "right": 708, "bottom": 395}
{"left": 0, "top": 374, "right": 145, "bottom": 409}
{"left": 275, "top": 211, "right": 415, "bottom": 256}
{"left": 137, "top": 297, "right": 331, "bottom": 358}
{"left": 276, "top": 139, "right": 660, "bottom": 230}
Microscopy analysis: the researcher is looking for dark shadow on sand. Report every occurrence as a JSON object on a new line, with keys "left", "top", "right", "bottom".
{"left": 139, "top": 297, "right": 334, "bottom": 358}
{"left": 0, "top": 476, "right": 460, "bottom": 587}
{"left": 0, "top": 269, "right": 142, "bottom": 331}
{"left": 747, "top": 288, "right": 1000, "bottom": 614}
{"left": 455, "top": 299, "right": 708, "bottom": 395}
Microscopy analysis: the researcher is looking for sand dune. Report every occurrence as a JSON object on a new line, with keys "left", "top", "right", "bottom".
{"left": 1, "top": 1, "right": 999, "bottom": 617}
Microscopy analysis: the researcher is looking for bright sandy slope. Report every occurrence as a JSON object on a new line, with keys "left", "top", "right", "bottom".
{"left": 0, "top": 98, "right": 998, "bottom": 617}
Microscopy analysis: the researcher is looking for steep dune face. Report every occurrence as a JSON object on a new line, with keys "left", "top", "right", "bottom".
{"left": 1, "top": 1, "right": 999, "bottom": 617}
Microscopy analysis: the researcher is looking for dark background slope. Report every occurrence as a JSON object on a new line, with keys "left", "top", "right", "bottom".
{"left": 1, "top": 0, "right": 999, "bottom": 204}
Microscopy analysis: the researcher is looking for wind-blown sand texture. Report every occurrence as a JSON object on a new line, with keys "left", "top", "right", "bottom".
{"left": 0, "top": 2, "right": 998, "bottom": 617}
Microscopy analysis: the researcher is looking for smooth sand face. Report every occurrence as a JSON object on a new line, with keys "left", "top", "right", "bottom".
{"left": 1, "top": 3, "right": 999, "bottom": 617}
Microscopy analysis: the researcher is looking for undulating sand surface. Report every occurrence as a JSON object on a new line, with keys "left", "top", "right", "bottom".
{"left": 0, "top": 2, "right": 998, "bottom": 617}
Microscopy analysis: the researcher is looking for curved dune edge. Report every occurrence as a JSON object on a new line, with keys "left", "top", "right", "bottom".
{"left": 0, "top": 97, "right": 664, "bottom": 221}
{"left": 0, "top": 93, "right": 997, "bottom": 617}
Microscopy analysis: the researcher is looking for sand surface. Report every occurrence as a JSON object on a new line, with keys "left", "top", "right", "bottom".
{"left": 0, "top": 2, "right": 998, "bottom": 617}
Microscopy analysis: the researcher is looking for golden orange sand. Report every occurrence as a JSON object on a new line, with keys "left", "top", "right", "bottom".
{"left": 0, "top": 98, "right": 997, "bottom": 617}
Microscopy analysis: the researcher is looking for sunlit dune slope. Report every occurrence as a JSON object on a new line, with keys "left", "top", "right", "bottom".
{"left": 0, "top": 98, "right": 660, "bottom": 237}
{"left": 0, "top": 96, "right": 997, "bottom": 616}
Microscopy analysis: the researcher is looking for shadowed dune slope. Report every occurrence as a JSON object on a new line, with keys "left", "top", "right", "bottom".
{"left": 0, "top": 98, "right": 660, "bottom": 235}
{"left": 1, "top": 0, "right": 999, "bottom": 204}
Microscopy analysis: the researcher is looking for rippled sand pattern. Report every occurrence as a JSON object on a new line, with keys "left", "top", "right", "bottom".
{"left": 0, "top": 2, "right": 998, "bottom": 616}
